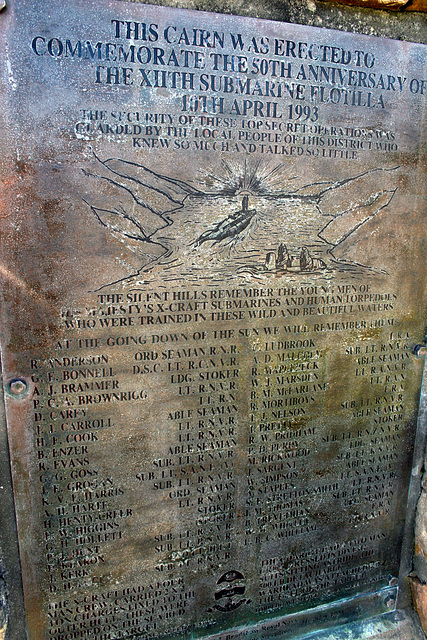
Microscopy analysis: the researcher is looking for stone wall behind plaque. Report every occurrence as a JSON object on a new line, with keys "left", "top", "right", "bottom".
{"left": 120, "top": 0, "right": 427, "bottom": 42}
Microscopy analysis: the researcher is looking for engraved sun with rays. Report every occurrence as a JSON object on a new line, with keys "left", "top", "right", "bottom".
{"left": 198, "top": 158, "right": 294, "bottom": 196}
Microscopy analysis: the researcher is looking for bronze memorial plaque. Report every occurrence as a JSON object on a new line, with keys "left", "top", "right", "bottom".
{"left": 0, "top": 1, "right": 426, "bottom": 638}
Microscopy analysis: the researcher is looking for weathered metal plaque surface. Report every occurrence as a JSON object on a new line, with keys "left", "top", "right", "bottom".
{"left": 0, "top": 1, "right": 426, "bottom": 639}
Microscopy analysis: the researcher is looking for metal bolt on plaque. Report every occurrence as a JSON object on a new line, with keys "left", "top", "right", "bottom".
{"left": 6, "top": 379, "right": 29, "bottom": 398}
{"left": 413, "top": 344, "right": 427, "bottom": 358}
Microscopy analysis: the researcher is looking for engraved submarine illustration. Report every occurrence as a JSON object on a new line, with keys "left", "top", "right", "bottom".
{"left": 193, "top": 195, "right": 256, "bottom": 247}
{"left": 82, "top": 154, "right": 400, "bottom": 288}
